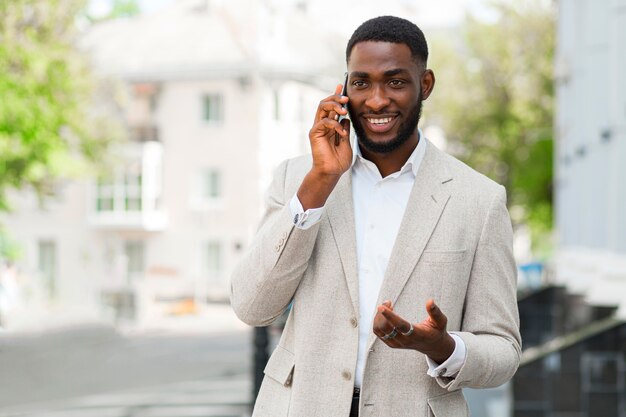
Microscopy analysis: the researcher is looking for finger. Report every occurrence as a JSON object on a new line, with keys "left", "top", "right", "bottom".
{"left": 373, "top": 308, "right": 396, "bottom": 336}
{"left": 317, "top": 101, "right": 348, "bottom": 123}
{"left": 316, "top": 118, "right": 348, "bottom": 137}
{"left": 331, "top": 83, "right": 343, "bottom": 121}
{"left": 334, "top": 118, "right": 351, "bottom": 146}
{"left": 426, "top": 299, "right": 447, "bottom": 330}
{"left": 380, "top": 306, "right": 413, "bottom": 335}
{"left": 373, "top": 318, "right": 401, "bottom": 348}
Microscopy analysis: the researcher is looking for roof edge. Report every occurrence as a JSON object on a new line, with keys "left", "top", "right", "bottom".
{"left": 520, "top": 316, "right": 626, "bottom": 367}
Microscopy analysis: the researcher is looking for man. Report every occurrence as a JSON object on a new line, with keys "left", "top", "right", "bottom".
{"left": 231, "top": 15, "right": 521, "bottom": 417}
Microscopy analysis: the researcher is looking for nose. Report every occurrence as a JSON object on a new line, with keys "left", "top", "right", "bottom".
{"left": 364, "top": 85, "right": 390, "bottom": 112}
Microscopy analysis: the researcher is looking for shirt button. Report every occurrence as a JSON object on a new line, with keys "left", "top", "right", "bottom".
{"left": 342, "top": 370, "right": 352, "bottom": 381}
{"left": 350, "top": 317, "right": 358, "bottom": 328}
{"left": 369, "top": 224, "right": 375, "bottom": 230}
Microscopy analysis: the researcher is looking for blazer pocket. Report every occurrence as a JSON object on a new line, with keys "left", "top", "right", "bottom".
{"left": 264, "top": 345, "right": 295, "bottom": 387}
{"left": 421, "top": 249, "right": 467, "bottom": 264}
{"left": 427, "top": 390, "right": 469, "bottom": 417}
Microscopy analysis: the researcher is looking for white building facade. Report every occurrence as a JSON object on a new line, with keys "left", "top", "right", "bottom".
{"left": 554, "top": 0, "right": 626, "bottom": 313}
{"left": 0, "top": 0, "right": 343, "bottom": 328}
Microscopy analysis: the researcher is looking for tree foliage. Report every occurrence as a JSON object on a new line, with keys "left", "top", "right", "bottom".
{"left": 429, "top": 1, "right": 555, "bottom": 248}
{"left": 87, "top": 0, "right": 140, "bottom": 21}
{"left": 0, "top": 0, "right": 114, "bottom": 212}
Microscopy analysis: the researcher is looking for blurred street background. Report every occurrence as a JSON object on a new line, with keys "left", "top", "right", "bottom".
{"left": 0, "top": 305, "right": 252, "bottom": 417}
{"left": 1, "top": 0, "right": 625, "bottom": 416}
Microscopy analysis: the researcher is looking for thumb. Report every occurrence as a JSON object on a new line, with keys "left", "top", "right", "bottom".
{"left": 426, "top": 299, "right": 447, "bottom": 329}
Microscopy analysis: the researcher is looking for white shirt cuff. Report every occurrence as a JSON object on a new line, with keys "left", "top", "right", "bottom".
{"left": 425, "top": 333, "right": 466, "bottom": 378}
{"left": 289, "top": 194, "right": 325, "bottom": 230}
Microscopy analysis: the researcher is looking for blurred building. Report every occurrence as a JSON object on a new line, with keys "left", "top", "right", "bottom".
{"left": 513, "top": 285, "right": 625, "bottom": 417}
{"left": 554, "top": 0, "right": 626, "bottom": 318}
{"left": 0, "top": 0, "right": 344, "bottom": 328}
{"left": 509, "top": 1, "right": 626, "bottom": 416}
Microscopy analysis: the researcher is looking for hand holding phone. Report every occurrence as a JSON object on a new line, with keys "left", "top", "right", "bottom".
{"left": 299, "top": 78, "right": 352, "bottom": 209}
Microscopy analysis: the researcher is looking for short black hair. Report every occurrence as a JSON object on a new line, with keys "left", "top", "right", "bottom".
{"left": 346, "top": 16, "right": 429, "bottom": 66}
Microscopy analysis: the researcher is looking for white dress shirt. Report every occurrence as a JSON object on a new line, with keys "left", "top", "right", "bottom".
{"left": 289, "top": 131, "right": 466, "bottom": 386}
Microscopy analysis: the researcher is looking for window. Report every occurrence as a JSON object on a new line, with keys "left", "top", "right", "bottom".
{"left": 202, "top": 169, "right": 221, "bottom": 200}
{"left": 582, "top": 353, "right": 622, "bottom": 392}
{"left": 124, "top": 168, "right": 142, "bottom": 211}
{"left": 96, "top": 176, "right": 115, "bottom": 212}
{"left": 205, "top": 241, "right": 222, "bottom": 283}
{"left": 96, "top": 161, "right": 143, "bottom": 213}
{"left": 190, "top": 169, "right": 223, "bottom": 210}
{"left": 124, "top": 241, "right": 145, "bottom": 282}
{"left": 273, "top": 89, "right": 280, "bottom": 121}
{"left": 202, "top": 94, "right": 223, "bottom": 122}
{"left": 38, "top": 240, "right": 57, "bottom": 298}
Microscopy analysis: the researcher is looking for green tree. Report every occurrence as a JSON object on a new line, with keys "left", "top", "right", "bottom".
{"left": 87, "top": 0, "right": 140, "bottom": 21}
{"left": 429, "top": 1, "right": 555, "bottom": 253}
{"left": 0, "top": 0, "right": 114, "bottom": 213}
{"left": 108, "top": 0, "right": 140, "bottom": 18}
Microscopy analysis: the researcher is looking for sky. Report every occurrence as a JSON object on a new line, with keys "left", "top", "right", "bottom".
{"left": 88, "top": 0, "right": 500, "bottom": 29}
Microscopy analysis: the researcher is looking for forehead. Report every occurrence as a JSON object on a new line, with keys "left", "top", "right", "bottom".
{"left": 348, "top": 41, "right": 419, "bottom": 74}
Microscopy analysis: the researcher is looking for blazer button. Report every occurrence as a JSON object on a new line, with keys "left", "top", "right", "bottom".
{"left": 342, "top": 370, "right": 352, "bottom": 381}
{"left": 350, "top": 317, "right": 358, "bottom": 328}
{"left": 274, "top": 245, "right": 280, "bottom": 253}
{"left": 281, "top": 231, "right": 288, "bottom": 240}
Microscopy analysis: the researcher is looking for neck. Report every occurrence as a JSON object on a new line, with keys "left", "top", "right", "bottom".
{"left": 359, "top": 132, "right": 419, "bottom": 178}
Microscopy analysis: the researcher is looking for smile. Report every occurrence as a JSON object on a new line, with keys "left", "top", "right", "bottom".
{"left": 363, "top": 115, "right": 398, "bottom": 133}
{"left": 366, "top": 116, "right": 395, "bottom": 125}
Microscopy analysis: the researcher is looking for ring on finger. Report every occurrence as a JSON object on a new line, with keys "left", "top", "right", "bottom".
{"left": 400, "top": 323, "right": 414, "bottom": 337}
{"left": 382, "top": 327, "right": 398, "bottom": 341}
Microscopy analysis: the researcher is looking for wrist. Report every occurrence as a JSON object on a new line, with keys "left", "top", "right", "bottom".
{"left": 307, "top": 168, "right": 342, "bottom": 185}
{"left": 297, "top": 170, "right": 341, "bottom": 211}
{"left": 424, "top": 333, "right": 456, "bottom": 364}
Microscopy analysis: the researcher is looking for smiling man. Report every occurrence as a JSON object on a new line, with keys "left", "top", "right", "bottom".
{"left": 231, "top": 16, "right": 521, "bottom": 417}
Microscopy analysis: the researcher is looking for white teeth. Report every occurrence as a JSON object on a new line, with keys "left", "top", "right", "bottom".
{"left": 367, "top": 117, "right": 393, "bottom": 125}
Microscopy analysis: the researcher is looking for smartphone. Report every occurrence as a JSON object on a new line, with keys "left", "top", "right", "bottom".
{"left": 335, "top": 72, "right": 349, "bottom": 146}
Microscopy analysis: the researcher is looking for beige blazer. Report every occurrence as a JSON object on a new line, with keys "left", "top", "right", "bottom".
{"left": 231, "top": 140, "right": 521, "bottom": 417}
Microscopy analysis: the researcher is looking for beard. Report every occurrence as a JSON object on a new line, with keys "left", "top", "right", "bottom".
{"left": 350, "top": 96, "right": 423, "bottom": 154}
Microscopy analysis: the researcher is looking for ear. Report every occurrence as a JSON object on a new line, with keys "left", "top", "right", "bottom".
{"left": 421, "top": 69, "right": 435, "bottom": 100}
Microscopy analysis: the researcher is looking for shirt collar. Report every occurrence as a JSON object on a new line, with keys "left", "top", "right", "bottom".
{"left": 350, "top": 128, "right": 427, "bottom": 178}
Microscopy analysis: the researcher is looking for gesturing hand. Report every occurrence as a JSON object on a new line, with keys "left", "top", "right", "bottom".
{"left": 373, "top": 299, "right": 456, "bottom": 364}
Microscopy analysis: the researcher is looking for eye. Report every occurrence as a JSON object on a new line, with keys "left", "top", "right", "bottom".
{"left": 389, "top": 79, "right": 405, "bottom": 88}
{"left": 352, "top": 80, "right": 368, "bottom": 89}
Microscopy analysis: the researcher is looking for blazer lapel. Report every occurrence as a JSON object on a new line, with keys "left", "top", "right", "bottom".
{"left": 368, "top": 142, "right": 453, "bottom": 349}
{"left": 325, "top": 171, "right": 359, "bottom": 315}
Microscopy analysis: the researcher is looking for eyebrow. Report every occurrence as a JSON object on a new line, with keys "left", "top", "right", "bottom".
{"left": 350, "top": 68, "right": 410, "bottom": 78}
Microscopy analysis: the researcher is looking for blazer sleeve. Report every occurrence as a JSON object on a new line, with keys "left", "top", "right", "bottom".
{"left": 230, "top": 159, "right": 322, "bottom": 326}
{"left": 436, "top": 185, "right": 522, "bottom": 390}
